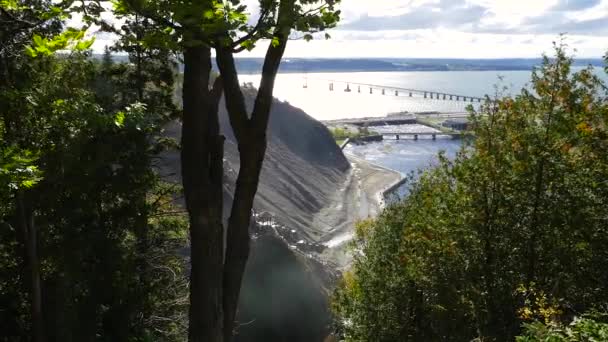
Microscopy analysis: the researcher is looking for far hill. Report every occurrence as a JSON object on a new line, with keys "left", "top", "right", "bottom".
{"left": 92, "top": 55, "right": 605, "bottom": 73}
{"left": 233, "top": 57, "right": 605, "bottom": 73}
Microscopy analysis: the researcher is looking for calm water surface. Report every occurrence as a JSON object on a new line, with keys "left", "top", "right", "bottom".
{"left": 345, "top": 138, "right": 462, "bottom": 198}
{"left": 241, "top": 68, "right": 607, "bottom": 121}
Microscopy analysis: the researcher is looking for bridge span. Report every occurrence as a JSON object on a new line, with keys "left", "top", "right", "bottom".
{"left": 304, "top": 76, "right": 485, "bottom": 103}
{"left": 381, "top": 132, "right": 463, "bottom": 140}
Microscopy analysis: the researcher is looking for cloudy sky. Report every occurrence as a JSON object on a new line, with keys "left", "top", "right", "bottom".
{"left": 92, "top": 0, "right": 608, "bottom": 58}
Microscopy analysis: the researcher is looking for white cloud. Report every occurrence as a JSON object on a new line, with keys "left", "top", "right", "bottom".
{"left": 83, "top": 0, "right": 608, "bottom": 58}
{"left": 247, "top": 32, "right": 607, "bottom": 58}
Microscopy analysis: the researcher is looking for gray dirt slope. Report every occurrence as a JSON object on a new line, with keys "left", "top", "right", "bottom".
{"left": 220, "top": 89, "right": 350, "bottom": 238}
{"left": 162, "top": 87, "right": 351, "bottom": 239}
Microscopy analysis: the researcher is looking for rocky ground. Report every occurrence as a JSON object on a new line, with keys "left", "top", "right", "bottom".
{"left": 315, "top": 154, "right": 401, "bottom": 269}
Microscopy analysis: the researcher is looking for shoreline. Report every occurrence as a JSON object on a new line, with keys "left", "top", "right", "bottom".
{"left": 344, "top": 153, "right": 405, "bottom": 208}
{"left": 316, "top": 153, "right": 402, "bottom": 268}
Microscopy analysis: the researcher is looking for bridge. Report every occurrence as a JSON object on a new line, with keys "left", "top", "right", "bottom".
{"left": 303, "top": 76, "right": 485, "bottom": 104}
{"left": 381, "top": 132, "right": 464, "bottom": 140}
{"left": 347, "top": 132, "right": 463, "bottom": 146}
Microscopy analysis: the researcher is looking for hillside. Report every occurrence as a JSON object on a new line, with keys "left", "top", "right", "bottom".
{"left": 159, "top": 89, "right": 352, "bottom": 341}
{"left": 219, "top": 88, "right": 351, "bottom": 238}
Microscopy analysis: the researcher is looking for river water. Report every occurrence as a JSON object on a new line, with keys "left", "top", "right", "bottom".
{"left": 344, "top": 137, "right": 462, "bottom": 200}
{"left": 242, "top": 68, "right": 606, "bottom": 194}
{"left": 241, "top": 67, "right": 607, "bottom": 121}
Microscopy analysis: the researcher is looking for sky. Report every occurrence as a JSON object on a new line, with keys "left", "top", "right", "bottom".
{"left": 90, "top": 0, "right": 608, "bottom": 58}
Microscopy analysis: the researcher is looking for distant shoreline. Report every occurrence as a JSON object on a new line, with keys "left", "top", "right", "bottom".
{"left": 235, "top": 57, "right": 605, "bottom": 74}
{"left": 92, "top": 54, "right": 605, "bottom": 74}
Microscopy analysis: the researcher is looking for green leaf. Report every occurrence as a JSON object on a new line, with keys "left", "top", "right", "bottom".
{"left": 203, "top": 9, "right": 214, "bottom": 19}
{"left": 114, "top": 111, "right": 125, "bottom": 127}
{"left": 24, "top": 46, "right": 37, "bottom": 58}
{"left": 0, "top": 0, "right": 19, "bottom": 10}
{"left": 75, "top": 38, "right": 95, "bottom": 51}
{"left": 32, "top": 34, "right": 44, "bottom": 47}
{"left": 240, "top": 40, "right": 255, "bottom": 51}
{"left": 271, "top": 36, "right": 280, "bottom": 48}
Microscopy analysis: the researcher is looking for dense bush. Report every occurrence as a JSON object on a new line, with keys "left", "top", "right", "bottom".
{"left": 332, "top": 44, "right": 608, "bottom": 341}
{"left": 1, "top": 17, "right": 188, "bottom": 340}
{"left": 330, "top": 126, "right": 372, "bottom": 141}
{"left": 517, "top": 314, "right": 608, "bottom": 341}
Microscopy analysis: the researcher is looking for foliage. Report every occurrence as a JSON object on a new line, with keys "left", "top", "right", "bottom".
{"left": 332, "top": 43, "right": 608, "bottom": 341}
{"left": 517, "top": 313, "right": 608, "bottom": 341}
{"left": 1, "top": 17, "right": 187, "bottom": 339}
{"left": 330, "top": 126, "right": 372, "bottom": 141}
{"left": 109, "top": 0, "right": 341, "bottom": 52}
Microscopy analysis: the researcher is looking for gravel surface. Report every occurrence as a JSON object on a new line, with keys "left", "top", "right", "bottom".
{"left": 315, "top": 154, "right": 401, "bottom": 268}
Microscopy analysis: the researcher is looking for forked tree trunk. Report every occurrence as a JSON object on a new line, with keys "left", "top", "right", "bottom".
{"left": 216, "top": 27, "right": 289, "bottom": 341}
{"left": 182, "top": 3, "right": 293, "bottom": 341}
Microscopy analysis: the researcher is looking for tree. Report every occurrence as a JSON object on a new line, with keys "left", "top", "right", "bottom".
{"left": 0, "top": 48, "right": 190, "bottom": 341}
{"left": 332, "top": 43, "right": 608, "bottom": 341}
{"left": 109, "top": 1, "right": 341, "bottom": 340}
{"left": 0, "top": 3, "right": 67, "bottom": 340}
{"left": 1, "top": 2, "right": 189, "bottom": 340}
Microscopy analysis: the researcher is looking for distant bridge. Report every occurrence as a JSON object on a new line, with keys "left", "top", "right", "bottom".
{"left": 303, "top": 77, "right": 485, "bottom": 103}
{"left": 381, "top": 132, "right": 463, "bottom": 140}
{"left": 323, "top": 112, "right": 470, "bottom": 127}
{"left": 344, "top": 132, "right": 464, "bottom": 149}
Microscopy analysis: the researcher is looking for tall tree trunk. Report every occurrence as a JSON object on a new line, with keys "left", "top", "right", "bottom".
{"left": 16, "top": 191, "right": 46, "bottom": 342}
{"left": 216, "top": 25, "right": 289, "bottom": 341}
{"left": 135, "top": 14, "right": 144, "bottom": 102}
{"left": 181, "top": 44, "right": 225, "bottom": 342}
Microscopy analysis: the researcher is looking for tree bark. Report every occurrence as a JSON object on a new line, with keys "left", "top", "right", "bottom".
{"left": 182, "top": 44, "right": 225, "bottom": 342}
{"left": 216, "top": 25, "right": 289, "bottom": 341}
{"left": 179, "top": 2, "right": 294, "bottom": 340}
{"left": 16, "top": 191, "right": 46, "bottom": 342}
